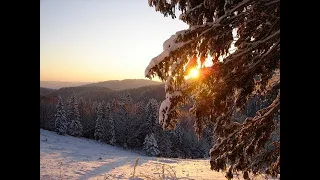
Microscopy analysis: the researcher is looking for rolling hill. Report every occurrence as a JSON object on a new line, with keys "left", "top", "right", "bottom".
{"left": 40, "top": 86, "right": 115, "bottom": 101}
{"left": 40, "top": 81, "right": 91, "bottom": 89}
{"left": 80, "top": 79, "right": 163, "bottom": 91}
{"left": 41, "top": 79, "right": 163, "bottom": 91}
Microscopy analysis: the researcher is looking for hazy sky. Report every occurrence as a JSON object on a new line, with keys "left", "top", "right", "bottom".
{"left": 40, "top": 0, "right": 188, "bottom": 82}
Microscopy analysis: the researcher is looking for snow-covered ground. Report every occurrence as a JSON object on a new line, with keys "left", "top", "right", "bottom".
{"left": 40, "top": 129, "right": 273, "bottom": 180}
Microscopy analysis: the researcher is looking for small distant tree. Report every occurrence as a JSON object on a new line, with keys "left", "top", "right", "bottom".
{"left": 67, "top": 93, "right": 83, "bottom": 137}
{"left": 54, "top": 96, "right": 68, "bottom": 135}
{"left": 143, "top": 133, "right": 160, "bottom": 156}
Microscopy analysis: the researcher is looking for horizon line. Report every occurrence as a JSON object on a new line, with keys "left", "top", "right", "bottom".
{"left": 40, "top": 78, "right": 161, "bottom": 83}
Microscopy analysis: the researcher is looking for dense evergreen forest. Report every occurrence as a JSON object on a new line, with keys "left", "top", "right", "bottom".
{"left": 40, "top": 84, "right": 277, "bottom": 160}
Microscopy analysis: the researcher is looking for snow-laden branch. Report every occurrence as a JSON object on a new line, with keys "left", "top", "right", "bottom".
{"left": 216, "top": 0, "right": 253, "bottom": 23}
{"left": 183, "top": 2, "right": 204, "bottom": 17}
{"left": 211, "top": 91, "right": 280, "bottom": 152}
{"left": 266, "top": 69, "right": 280, "bottom": 91}
{"left": 145, "top": 29, "right": 192, "bottom": 78}
{"left": 145, "top": 0, "right": 260, "bottom": 79}
{"left": 265, "top": 0, "right": 280, "bottom": 6}
{"left": 145, "top": 23, "right": 222, "bottom": 78}
{"left": 159, "top": 91, "right": 183, "bottom": 129}
{"left": 225, "top": 30, "right": 280, "bottom": 65}
{"left": 246, "top": 39, "right": 280, "bottom": 71}
{"left": 251, "top": 30, "right": 280, "bottom": 47}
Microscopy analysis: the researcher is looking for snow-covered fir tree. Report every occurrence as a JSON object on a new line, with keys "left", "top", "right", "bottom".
{"left": 117, "top": 91, "right": 133, "bottom": 105}
{"left": 125, "top": 101, "right": 147, "bottom": 147}
{"left": 145, "top": 98, "right": 159, "bottom": 134}
{"left": 67, "top": 93, "right": 83, "bottom": 137}
{"left": 146, "top": 0, "right": 280, "bottom": 178}
{"left": 145, "top": 99, "right": 171, "bottom": 156}
{"left": 113, "top": 100, "right": 132, "bottom": 147}
{"left": 94, "top": 102, "right": 106, "bottom": 142}
{"left": 104, "top": 102, "right": 116, "bottom": 145}
{"left": 143, "top": 133, "right": 160, "bottom": 156}
{"left": 66, "top": 100, "right": 72, "bottom": 135}
{"left": 54, "top": 96, "right": 68, "bottom": 135}
{"left": 156, "top": 130, "right": 172, "bottom": 157}
{"left": 170, "top": 123, "right": 184, "bottom": 156}
{"left": 78, "top": 97, "right": 86, "bottom": 118}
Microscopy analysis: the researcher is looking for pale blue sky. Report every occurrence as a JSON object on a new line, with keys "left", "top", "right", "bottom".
{"left": 40, "top": 0, "right": 188, "bottom": 82}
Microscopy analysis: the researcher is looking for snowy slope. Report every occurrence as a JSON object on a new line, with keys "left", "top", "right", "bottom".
{"left": 40, "top": 129, "right": 273, "bottom": 180}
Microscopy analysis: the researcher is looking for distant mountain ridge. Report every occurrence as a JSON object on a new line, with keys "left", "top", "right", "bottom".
{"left": 40, "top": 79, "right": 162, "bottom": 91}
{"left": 40, "top": 86, "right": 114, "bottom": 101}
{"left": 80, "top": 79, "right": 163, "bottom": 91}
{"left": 40, "top": 81, "right": 91, "bottom": 89}
{"left": 40, "top": 84, "right": 165, "bottom": 102}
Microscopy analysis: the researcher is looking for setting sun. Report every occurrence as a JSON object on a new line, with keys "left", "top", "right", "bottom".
{"left": 188, "top": 68, "right": 199, "bottom": 79}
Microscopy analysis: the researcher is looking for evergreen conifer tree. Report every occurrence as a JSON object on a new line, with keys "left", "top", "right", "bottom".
{"left": 94, "top": 102, "right": 106, "bottom": 141}
{"left": 146, "top": 0, "right": 280, "bottom": 178}
{"left": 145, "top": 98, "right": 159, "bottom": 134}
{"left": 105, "top": 102, "right": 116, "bottom": 145}
{"left": 54, "top": 96, "right": 68, "bottom": 135}
{"left": 143, "top": 133, "right": 160, "bottom": 156}
{"left": 67, "top": 93, "right": 83, "bottom": 137}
